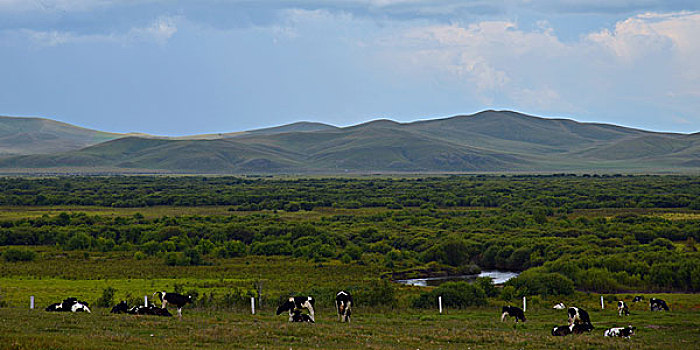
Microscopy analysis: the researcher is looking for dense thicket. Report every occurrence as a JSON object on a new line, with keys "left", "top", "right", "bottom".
{"left": 1, "top": 175, "right": 699, "bottom": 293}
{"left": 1, "top": 175, "right": 699, "bottom": 210}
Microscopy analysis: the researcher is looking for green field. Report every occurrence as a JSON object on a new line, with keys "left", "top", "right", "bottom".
{"left": 1, "top": 253, "right": 699, "bottom": 349}
{"left": 1, "top": 176, "right": 699, "bottom": 349}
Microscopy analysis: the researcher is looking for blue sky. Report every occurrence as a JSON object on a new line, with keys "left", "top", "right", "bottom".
{"left": 1, "top": 0, "right": 699, "bottom": 135}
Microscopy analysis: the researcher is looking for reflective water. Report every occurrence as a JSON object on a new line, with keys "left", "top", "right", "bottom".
{"left": 394, "top": 270, "right": 519, "bottom": 287}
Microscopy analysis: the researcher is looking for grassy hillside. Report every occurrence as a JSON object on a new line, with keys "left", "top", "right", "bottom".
{"left": 0, "top": 116, "right": 122, "bottom": 155}
{"left": 0, "top": 111, "right": 698, "bottom": 173}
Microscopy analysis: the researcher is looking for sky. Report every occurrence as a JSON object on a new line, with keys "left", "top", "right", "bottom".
{"left": 1, "top": 0, "right": 699, "bottom": 135}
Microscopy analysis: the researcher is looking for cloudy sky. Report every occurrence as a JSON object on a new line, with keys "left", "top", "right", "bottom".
{"left": 1, "top": 0, "right": 699, "bottom": 135}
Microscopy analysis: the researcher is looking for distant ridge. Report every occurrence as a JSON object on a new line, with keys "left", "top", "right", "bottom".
{"left": 0, "top": 110, "right": 698, "bottom": 174}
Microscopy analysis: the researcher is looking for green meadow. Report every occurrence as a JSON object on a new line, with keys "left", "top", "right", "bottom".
{"left": 1, "top": 176, "right": 699, "bottom": 349}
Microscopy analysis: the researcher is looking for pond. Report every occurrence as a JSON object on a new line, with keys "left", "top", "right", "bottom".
{"left": 394, "top": 270, "right": 520, "bottom": 287}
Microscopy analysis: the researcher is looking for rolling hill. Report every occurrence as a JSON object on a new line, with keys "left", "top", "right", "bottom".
{"left": 0, "top": 116, "right": 123, "bottom": 156}
{"left": 0, "top": 110, "right": 698, "bottom": 173}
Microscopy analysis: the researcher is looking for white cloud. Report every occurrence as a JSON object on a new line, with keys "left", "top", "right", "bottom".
{"left": 370, "top": 11, "right": 700, "bottom": 117}
{"left": 21, "top": 15, "right": 178, "bottom": 47}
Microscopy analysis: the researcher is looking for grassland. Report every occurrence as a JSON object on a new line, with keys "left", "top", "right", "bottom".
{"left": 1, "top": 251, "right": 699, "bottom": 349}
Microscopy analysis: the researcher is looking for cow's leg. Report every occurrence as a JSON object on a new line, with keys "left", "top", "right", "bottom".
{"left": 288, "top": 309, "right": 294, "bottom": 322}
{"left": 162, "top": 300, "right": 167, "bottom": 309}
{"left": 336, "top": 300, "right": 341, "bottom": 321}
{"left": 303, "top": 301, "right": 315, "bottom": 322}
{"left": 345, "top": 301, "right": 352, "bottom": 323}
{"left": 177, "top": 307, "right": 182, "bottom": 318}
{"left": 501, "top": 312, "right": 508, "bottom": 322}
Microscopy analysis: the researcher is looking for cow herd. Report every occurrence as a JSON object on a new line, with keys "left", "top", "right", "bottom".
{"left": 44, "top": 290, "right": 353, "bottom": 324}
{"left": 44, "top": 291, "right": 670, "bottom": 340}
{"left": 500, "top": 296, "right": 670, "bottom": 339}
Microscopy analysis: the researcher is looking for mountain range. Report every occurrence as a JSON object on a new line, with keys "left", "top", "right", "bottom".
{"left": 1, "top": 111, "right": 698, "bottom": 174}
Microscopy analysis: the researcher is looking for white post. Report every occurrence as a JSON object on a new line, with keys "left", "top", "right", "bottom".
{"left": 145, "top": 295, "right": 148, "bottom": 307}
{"left": 523, "top": 296, "right": 527, "bottom": 312}
{"left": 601, "top": 296, "right": 604, "bottom": 309}
{"left": 30, "top": 296, "right": 34, "bottom": 309}
{"left": 251, "top": 297, "right": 256, "bottom": 315}
{"left": 438, "top": 296, "right": 443, "bottom": 314}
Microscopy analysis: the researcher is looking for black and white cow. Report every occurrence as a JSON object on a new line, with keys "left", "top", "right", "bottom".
{"left": 335, "top": 291, "right": 353, "bottom": 323}
{"left": 45, "top": 297, "right": 91, "bottom": 313}
{"left": 604, "top": 325, "right": 636, "bottom": 338}
{"left": 552, "top": 303, "right": 566, "bottom": 310}
{"left": 291, "top": 309, "right": 315, "bottom": 323}
{"left": 650, "top": 298, "right": 669, "bottom": 311}
{"left": 617, "top": 301, "right": 629, "bottom": 316}
{"left": 277, "top": 296, "right": 315, "bottom": 322}
{"left": 551, "top": 325, "right": 572, "bottom": 336}
{"left": 153, "top": 291, "right": 193, "bottom": 318}
{"left": 632, "top": 296, "right": 644, "bottom": 303}
{"left": 567, "top": 307, "right": 592, "bottom": 326}
{"left": 571, "top": 323, "right": 595, "bottom": 334}
{"left": 111, "top": 300, "right": 129, "bottom": 314}
{"left": 501, "top": 305, "right": 526, "bottom": 323}
{"left": 128, "top": 304, "right": 173, "bottom": 317}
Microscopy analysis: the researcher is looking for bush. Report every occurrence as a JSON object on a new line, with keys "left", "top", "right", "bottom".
{"left": 359, "top": 280, "right": 396, "bottom": 307}
{"left": 95, "top": 287, "right": 116, "bottom": 308}
{"left": 3, "top": 247, "right": 37, "bottom": 262}
{"left": 505, "top": 271, "right": 574, "bottom": 297}
{"left": 413, "top": 281, "right": 487, "bottom": 309}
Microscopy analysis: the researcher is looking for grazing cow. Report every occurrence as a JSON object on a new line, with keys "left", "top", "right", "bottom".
{"left": 153, "top": 291, "right": 193, "bottom": 318}
{"left": 604, "top": 326, "right": 636, "bottom": 338}
{"left": 291, "top": 309, "right": 315, "bottom": 323}
{"left": 111, "top": 301, "right": 129, "bottom": 314}
{"left": 567, "top": 307, "right": 592, "bottom": 326}
{"left": 632, "top": 296, "right": 644, "bottom": 303}
{"left": 501, "top": 305, "right": 526, "bottom": 323}
{"left": 617, "top": 301, "right": 629, "bottom": 316}
{"left": 650, "top": 298, "right": 669, "bottom": 311}
{"left": 552, "top": 303, "right": 566, "bottom": 310}
{"left": 45, "top": 298, "right": 91, "bottom": 313}
{"left": 551, "top": 325, "right": 572, "bottom": 336}
{"left": 335, "top": 291, "right": 353, "bottom": 323}
{"left": 277, "top": 296, "right": 315, "bottom": 322}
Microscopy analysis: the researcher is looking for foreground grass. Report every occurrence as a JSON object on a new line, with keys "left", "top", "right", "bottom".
{"left": 2, "top": 304, "right": 699, "bottom": 350}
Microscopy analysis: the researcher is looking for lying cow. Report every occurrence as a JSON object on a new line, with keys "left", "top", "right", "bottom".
{"left": 277, "top": 296, "right": 315, "bottom": 322}
{"left": 551, "top": 325, "right": 572, "bottom": 336}
{"left": 501, "top": 305, "right": 526, "bottom": 323}
{"left": 632, "top": 296, "right": 644, "bottom": 303}
{"left": 46, "top": 297, "right": 91, "bottom": 313}
{"left": 111, "top": 300, "right": 129, "bottom": 314}
{"left": 568, "top": 307, "right": 592, "bottom": 326}
{"left": 604, "top": 325, "right": 635, "bottom": 338}
{"left": 650, "top": 298, "right": 669, "bottom": 311}
{"left": 552, "top": 323, "right": 594, "bottom": 336}
{"left": 617, "top": 301, "right": 629, "bottom": 316}
{"left": 128, "top": 304, "right": 172, "bottom": 317}
{"left": 552, "top": 303, "right": 566, "bottom": 310}
{"left": 336, "top": 291, "right": 353, "bottom": 323}
{"left": 291, "top": 309, "right": 315, "bottom": 323}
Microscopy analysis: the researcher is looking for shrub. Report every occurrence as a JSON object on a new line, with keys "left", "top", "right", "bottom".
{"left": 359, "top": 280, "right": 397, "bottom": 307}
{"left": 413, "top": 281, "right": 487, "bottom": 309}
{"left": 3, "top": 247, "right": 37, "bottom": 262}
{"left": 95, "top": 287, "right": 116, "bottom": 308}
{"left": 505, "top": 271, "right": 574, "bottom": 296}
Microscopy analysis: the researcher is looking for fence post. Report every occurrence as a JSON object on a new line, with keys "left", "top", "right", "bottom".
{"left": 438, "top": 296, "right": 442, "bottom": 314}
{"left": 523, "top": 296, "right": 527, "bottom": 312}
{"left": 145, "top": 295, "right": 148, "bottom": 307}
{"left": 251, "top": 297, "right": 256, "bottom": 315}
{"left": 30, "top": 295, "right": 34, "bottom": 309}
{"left": 601, "top": 295, "right": 604, "bottom": 309}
